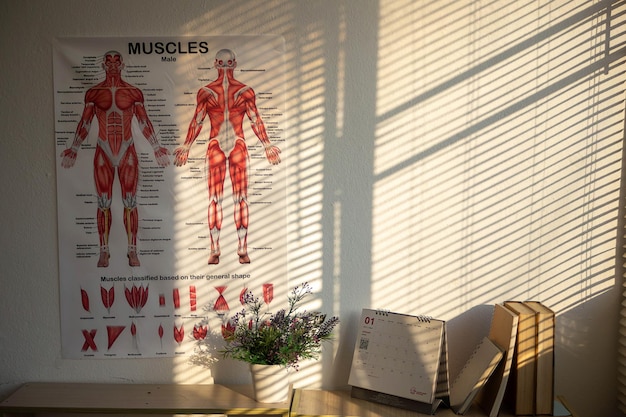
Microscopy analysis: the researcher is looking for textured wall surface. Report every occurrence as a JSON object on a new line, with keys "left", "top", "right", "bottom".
{"left": 1, "top": 1, "right": 624, "bottom": 416}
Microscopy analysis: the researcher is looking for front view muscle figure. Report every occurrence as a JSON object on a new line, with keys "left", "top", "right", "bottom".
{"left": 61, "top": 51, "right": 170, "bottom": 267}
{"left": 174, "top": 49, "right": 281, "bottom": 265}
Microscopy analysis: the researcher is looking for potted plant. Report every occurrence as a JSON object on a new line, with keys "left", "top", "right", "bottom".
{"left": 221, "top": 282, "right": 339, "bottom": 402}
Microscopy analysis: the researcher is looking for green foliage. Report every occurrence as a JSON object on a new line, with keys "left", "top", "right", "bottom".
{"left": 221, "top": 283, "right": 339, "bottom": 370}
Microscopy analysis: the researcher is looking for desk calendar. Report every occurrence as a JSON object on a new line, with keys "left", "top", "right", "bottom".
{"left": 348, "top": 309, "right": 450, "bottom": 411}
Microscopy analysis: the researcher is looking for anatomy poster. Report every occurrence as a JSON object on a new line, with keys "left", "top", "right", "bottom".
{"left": 54, "top": 37, "right": 287, "bottom": 359}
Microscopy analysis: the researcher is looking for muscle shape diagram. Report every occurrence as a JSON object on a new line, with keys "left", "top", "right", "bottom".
{"left": 61, "top": 51, "right": 170, "bottom": 268}
{"left": 174, "top": 49, "right": 281, "bottom": 265}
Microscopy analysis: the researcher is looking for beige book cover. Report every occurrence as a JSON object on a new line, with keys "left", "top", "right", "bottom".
{"left": 450, "top": 337, "right": 503, "bottom": 414}
{"left": 524, "top": 301, "right": 555, "bottom": 415}
{"left": 477, "top": 303, "right": 519, "bottom": 417}
{"left": 503, "top": 301, "right": 537, "bottom": 416}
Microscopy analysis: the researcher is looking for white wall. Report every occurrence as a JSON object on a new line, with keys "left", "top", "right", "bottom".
{"left": 1, "top": 1, "right": 624, "bottom": 416}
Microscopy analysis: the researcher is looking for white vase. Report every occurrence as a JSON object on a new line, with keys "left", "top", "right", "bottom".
{"left": 249, "top": 363, "right": 289, "bottom": 403}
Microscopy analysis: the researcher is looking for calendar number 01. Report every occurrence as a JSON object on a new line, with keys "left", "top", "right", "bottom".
{"left": 364, "top": 316, "right": 375, "bottom": 325}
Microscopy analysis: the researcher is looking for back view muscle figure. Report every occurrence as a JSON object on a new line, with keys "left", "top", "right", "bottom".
{"left": 174, "top": 49, "right": 281, "bottom": 265}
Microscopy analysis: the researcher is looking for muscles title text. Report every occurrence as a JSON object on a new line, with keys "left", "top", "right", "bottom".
{"left": 128, "top": 41, "right": 210, "bottom": 55}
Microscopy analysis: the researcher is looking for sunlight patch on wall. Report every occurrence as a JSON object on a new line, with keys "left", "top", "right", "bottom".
{"left": 285, "top": 23, "right": 330, "bottom": 388}
{"left": 371, "top": 0, "right": 625, "bottom": 319}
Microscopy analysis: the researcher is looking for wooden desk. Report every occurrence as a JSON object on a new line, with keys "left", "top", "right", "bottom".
{"left": 289, "top": 389, "right": 576, "bottom": 417}
{"left": 0, "top": 383, "right": 290, "bottom": 417}
{"left": 0, "top": 384, "right": 575, "bottom": 417}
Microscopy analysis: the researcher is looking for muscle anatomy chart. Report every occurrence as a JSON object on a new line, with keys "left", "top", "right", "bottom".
{"left": 54, "top": 37, "right": 287, "bottom": 359}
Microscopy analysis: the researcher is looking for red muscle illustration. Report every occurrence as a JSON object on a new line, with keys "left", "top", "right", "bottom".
{"left": 60, "top": 51, "right": 170, "bottom": 268}
{"left": 106, "top": 325, "right": 126, "bottom": 350}
{"left": 193, "top": 324, "right": 207, "bottom": 340}
{"left": 221, "top": 320, "right": 236, "bottom": 339}
{"left": 189, "top": 285, "right": 197, "bottom": 311}
{"left": 131, "top": 321, "right": 138, "bottom": 351}
{"left": 81, "top": 329, "right": 97, "bottom": 351}
{"left": 80, "top": 288, "right": 90, "bottom": 313}
{"left": 158, "top": 323, "right": 164, "bottom": 350}
{"left": 263, "top": 283, "right": 274, "bottom": 306}
{"left": 174, "top": 49, "right": 281, "bottom": 265}
{"left": 124, "top": 284, "right": 149, "bottom": 314}
{"left": 101, "top": 285, "right": 115, "bottom": 314}
{"left": 174, "top": 324, "right": 184, "bottom": 344}
{"left": 173, "top": 288, "right": 180, "bottom": 309}
{"left": 213, "top": 285, "right": 229, "bottom": 315}
{"left": 239, "top": 287, "right": 248, "bottom": 305}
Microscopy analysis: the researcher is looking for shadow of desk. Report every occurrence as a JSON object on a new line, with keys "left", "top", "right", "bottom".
{"left": 0, "top": 383, "right": 290, "bottom": 417}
